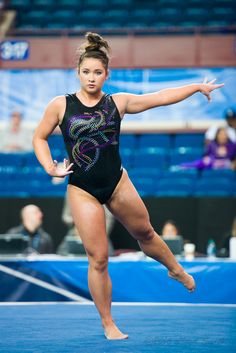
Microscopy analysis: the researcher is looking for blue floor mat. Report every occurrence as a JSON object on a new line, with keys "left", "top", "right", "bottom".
{"left": 0, "top": 303, "right": 235, "bottom": 353}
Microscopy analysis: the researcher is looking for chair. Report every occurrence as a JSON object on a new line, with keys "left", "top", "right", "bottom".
{"left": 24, "top": 10, "right": 50, "bottom": 27}
{"left": 156, "top": 177, "right": 195, "bottom": 197}
{"left": 133, "top": 148, "right": 168, "bottom": 170}
{"left": 128, "top": 167, "right": 161, "bottom": 179}
{"left": 139, "top": 134, "right": 171, "bottom": 149}
{"left": 169, "top": 147, "right": 203, "bottom": 166}
{"left": 200, "top": 169, "right": 236, "bottom": 181}
{"left": 174, "top": 133, "right": 204, "bottom": 148}
{"left": 120, "top": 148, "right": 133, "bottom": 170}
{"left": 119, "top": 134, "right": 137, "bottom": 149}
{"left": 104, "top": 9, "right": 129, "bottom": 25}
{"left": 0, "top": 153, "right": 24, "bottom": 168}
{"left": 193, "top": 178, "right": 233, "bottom": 196}
{"left": 131, "top": 177, "right": 156, "bottom": 197}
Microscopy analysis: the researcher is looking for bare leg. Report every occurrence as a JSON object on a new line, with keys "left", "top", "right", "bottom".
{"left": 107, "top": 171, "right": 195, "bottom": 292}
{"left": 67, "top": 185, "right": 128, "bottom": 339}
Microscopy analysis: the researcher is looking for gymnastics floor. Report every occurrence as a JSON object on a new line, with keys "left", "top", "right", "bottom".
{"left": 0, "top": 302, "right": 235, "bottom": 353}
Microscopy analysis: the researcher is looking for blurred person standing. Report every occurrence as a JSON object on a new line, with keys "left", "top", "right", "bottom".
{"left": 0, "top": 111, "right": 33, "bottom": 152}
{"left": 7, "top": 204, "right": 53, "bottom": 254}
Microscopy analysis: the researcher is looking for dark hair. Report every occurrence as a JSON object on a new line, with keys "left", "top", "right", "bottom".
{"left": 77, "top": 32, "right": 110, "bottom": 71}
{"left": 162, "top": 220, "right": 179, "bottom": 233}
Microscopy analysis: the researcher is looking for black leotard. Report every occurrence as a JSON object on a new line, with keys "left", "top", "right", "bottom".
{"left": 59, "top": 93, "right": 123, "bottom": 204}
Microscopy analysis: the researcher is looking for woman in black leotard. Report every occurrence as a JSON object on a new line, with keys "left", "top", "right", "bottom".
{"left": 33, "top": 32, "right": 224, "bottom": 340}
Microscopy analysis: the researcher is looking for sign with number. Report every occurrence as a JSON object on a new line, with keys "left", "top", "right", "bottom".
{"left": 0, "top": 41, "right": 29, "bottom": 61}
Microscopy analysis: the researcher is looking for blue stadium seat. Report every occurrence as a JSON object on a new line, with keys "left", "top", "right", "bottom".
{"left": 53, "top": 10, "right": 77, "bottom": 25}
{"left": 200, "top": 169, "right": 236, "bottom": 181}
{"left": 23, "top": 153, "right": 41, "bottom": 167}
{"left": 162, "top": 168, "right": 198, "bottom": 180}
{"left": 139, "top": 134, "right": 171, "bottom": 149}
{"left": 9, "top": 0, "right": 31, "bottom": 8}
{"left": 128, "top": 167, "right": 161, "bottom": 179}
{"left": 133, "top": 148, "right": 168, "bottom": 170}
{"left": 131, "top": 177, "right": 155, "bottom": 197}
{"left": 104, "top": 9, "right": 129, "bottom": 25}
{"left": 120, "top": 148, "right": 133, "bottom": 169}
{"left": 110, "top": 0, "right": 133, "bottom": 8}
{"left": 174, "top": 133, "right": 204, "bottom": 148}
{"left": 0, "top": 153, "right": 24, "bottom": 168}
{"left": 24, "top": 10, "right": 50, "bottom": 26}
{"left": 132, "top": 9, "right": 156, "bottom": 24}
{"left": 85, "top": 0, "right": 108, "bottom": 9}
{"left": 80, "top": 10, "right": 103, "bottom": 26}
{"left": 193, "top": 178, "right": 233, "bottom": 196}
{"left": 57, "top": 0, "right": 82, "bottom": 7}
{"left": 155, "top": 177, "right": 195, "bottom": 197}
{"left": 169, "top": 147, "right": 203, "bottom": 166}
{"left": 120, "top": 134, "right": 137, "bottom": 149}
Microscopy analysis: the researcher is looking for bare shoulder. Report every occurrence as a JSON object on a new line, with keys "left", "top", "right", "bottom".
{"left": 111, "top": 93, "right": 131, "bottom": 118}
{"left": 48, "top": 95, "right": 66, "bottom": 110}
{"left": 46, "top": 95, "right": 66, "bottom": 123}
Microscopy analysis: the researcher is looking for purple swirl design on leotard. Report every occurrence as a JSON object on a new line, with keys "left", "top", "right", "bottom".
{"left": 67, "top": 102, "right": 118, "bottom": 172}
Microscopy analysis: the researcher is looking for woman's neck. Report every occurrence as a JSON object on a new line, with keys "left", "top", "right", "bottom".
{"left": 77, "top": 90, "right": 104, "bottom": 105}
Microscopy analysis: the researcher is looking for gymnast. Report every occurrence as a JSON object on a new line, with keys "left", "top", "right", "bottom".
{"left": 33, "top": 32, "right": 224, "bottom": 340}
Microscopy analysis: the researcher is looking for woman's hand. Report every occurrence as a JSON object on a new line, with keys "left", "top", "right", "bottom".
{"left": 199, "top": 78, "right": 224, "bottom": 102}
{"left": 47, "top": 158, "right": 74, "bottom": 177}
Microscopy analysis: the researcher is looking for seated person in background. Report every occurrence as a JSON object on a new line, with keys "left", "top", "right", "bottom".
{"left": 181, "top": 127, "right": 236, "bottom": 170}
{"left": 218, "top": 216, "right": 236, "bottom": 257}
{"left": 0, "top": 111, "right": 33, "bottom": 152}
{"left": 6, "top": 204, "right": 53, "bottom": 254}
{"left": 205, "top": 108, "right": 236, "bottom": 144}
{"left": 161, "top": 220, "right": 184, "bottom": 256}
{"left": 161, "top": 220, "right": 179, "bottom": 238}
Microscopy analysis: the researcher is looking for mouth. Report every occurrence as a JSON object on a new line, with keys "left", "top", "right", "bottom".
{"left": 88, "top": 84, "right": 95, "bottom": 88}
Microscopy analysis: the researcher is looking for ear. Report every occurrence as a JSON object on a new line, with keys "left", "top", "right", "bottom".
{"left": 106, "top": 69, "right": 110, "bottom": 80}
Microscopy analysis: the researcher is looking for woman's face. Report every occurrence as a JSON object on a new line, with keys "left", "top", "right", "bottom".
{"left": 216, "top": 128, "right": 228, "bottom": 145}
{"left": 162, "top": 223, "right": 178, "bottom": 237}
{"left": 78, "top": 58, "right": 108, "bottom": 95}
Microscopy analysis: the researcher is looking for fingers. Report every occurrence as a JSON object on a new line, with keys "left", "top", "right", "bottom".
{"left": 65, "top": 162, "right": 74, "bottom": 171}
{"left": 209, "top": 78, "right": 216, "bottom": 84}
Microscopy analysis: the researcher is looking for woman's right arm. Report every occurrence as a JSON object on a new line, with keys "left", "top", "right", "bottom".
{"left": 33, "top": 96, "right": 73, "bottom": 177}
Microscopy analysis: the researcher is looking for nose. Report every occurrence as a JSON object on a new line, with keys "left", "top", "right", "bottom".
{"left": 88, "top": 74, "right": 95, "bottom": 82}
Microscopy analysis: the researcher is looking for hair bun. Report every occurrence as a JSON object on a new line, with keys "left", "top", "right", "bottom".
{"left": 84, "top": 32, "right": 110, "bottom": 53}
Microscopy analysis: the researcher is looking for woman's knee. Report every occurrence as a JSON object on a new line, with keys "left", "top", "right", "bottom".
{"left": 88, "top": 253, "right": 109, "bottom": 272}
{"left": 131, "top": 223, "right": 155, "bottom": 242}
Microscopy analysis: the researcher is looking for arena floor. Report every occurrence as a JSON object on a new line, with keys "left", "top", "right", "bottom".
{"left": 0, "top": 302, "right": 235, "bottom": 353}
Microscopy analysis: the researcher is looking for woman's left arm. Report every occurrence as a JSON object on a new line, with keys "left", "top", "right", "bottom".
{"left": 121, "top": 79, "right": 224, "bottom": 114}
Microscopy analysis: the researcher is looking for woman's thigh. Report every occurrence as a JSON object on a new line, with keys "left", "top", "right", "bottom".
{"left": 106, "top": 170, "right": 153, "bottom": 240}
{"left": 67, "top": 184, "right": 109, "bottom": 258}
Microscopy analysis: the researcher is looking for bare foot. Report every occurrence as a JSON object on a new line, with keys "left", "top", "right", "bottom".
{"left": 168, "top": 270, "right": 196, "bottom": 292}
{"left": 103, "top": 322, "right": 128, "bottom": 340}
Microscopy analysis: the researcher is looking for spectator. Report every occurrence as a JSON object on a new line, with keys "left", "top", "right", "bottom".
{"left": 161, "top": 220, "right": 179, "bottom": 238}
{"left": 218, "top": 216, "right": 236, "bottom": 257}
{"left": 0, "top": 111, "right": 33, "bottom": 152}
{"left": 205, "top": 108, "right": 236, "bottom": 144}
{"left": 181, "top": 127, "right": 236, "bottom": 170}
{"left": 6, "top": 204, "right": 53, "bottom": 254}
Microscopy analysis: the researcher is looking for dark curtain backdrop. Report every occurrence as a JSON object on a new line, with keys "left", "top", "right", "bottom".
{"left": 0, "top": 197, "right": 235, "bottom": 254}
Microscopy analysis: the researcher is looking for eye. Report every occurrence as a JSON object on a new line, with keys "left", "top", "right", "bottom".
{"left": 96, "top": 71, "right": 103, "bottom": 75}
{"left": 82, "top": 70, "right": 89, "bottom": 74}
